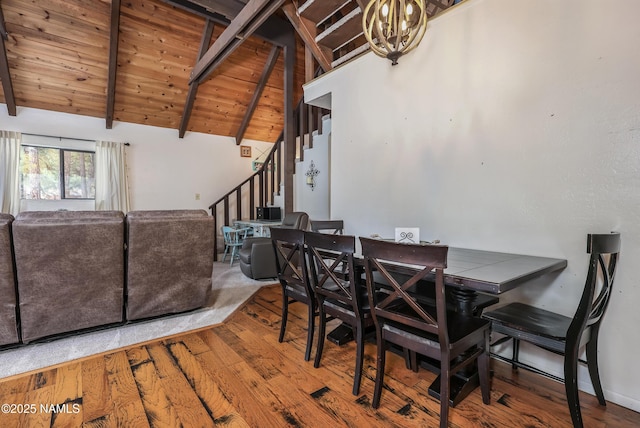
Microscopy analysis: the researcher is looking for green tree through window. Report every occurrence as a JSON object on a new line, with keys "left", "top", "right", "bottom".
{"left": 20, "top": 146, "right": 95, "bottom": 200}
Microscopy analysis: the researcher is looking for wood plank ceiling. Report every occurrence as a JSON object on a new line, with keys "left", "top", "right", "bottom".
{"left": 0, "top": 0, "right": 459, "bottom": 143}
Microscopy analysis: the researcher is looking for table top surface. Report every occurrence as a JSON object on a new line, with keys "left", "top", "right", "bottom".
{"left": 234, "top": 219, "right": 282, "bottom": 225}
{"left": 356, "top": 240, "right": 567, "bottom": 295}
{"left": 439, "top": 247, "right": 567, "bottom": 294}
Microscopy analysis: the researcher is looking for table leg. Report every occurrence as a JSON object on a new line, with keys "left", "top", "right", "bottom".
{"left": 448, "top": 288, "right": 478, "bottom": 316}
{"left": 428, "top": 287, "right": 485, "bottom": 405}
{"left": 326, "top": 323, "right": 354, "bottom": 345}
{"left": 428, "top": 371, "right": 480, "bottom": 407}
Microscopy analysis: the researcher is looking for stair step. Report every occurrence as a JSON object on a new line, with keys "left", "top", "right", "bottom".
{"left": 316, "top": 6, "right": 363, "bottom": 50}
{"left": 299, "top": 0, "right": 350, "bottom": 23}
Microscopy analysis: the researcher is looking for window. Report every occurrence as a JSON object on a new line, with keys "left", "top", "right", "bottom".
{"left": 20, "top": 145, "right": 95, "bottom": 200}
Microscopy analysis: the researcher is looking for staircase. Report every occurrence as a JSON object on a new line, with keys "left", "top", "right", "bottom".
{"left": 283, "top": 0, "right": 460, "bottom": 71}
{"left": 209, "top": 98, "right": 329, "bottom": 259}
{"left": 209, "top": 1, "right": 463, "bottom": 258}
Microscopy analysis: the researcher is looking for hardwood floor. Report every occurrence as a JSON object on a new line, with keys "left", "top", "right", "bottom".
{"left": 0, "top": 284, "right": 638, "bottom": 427}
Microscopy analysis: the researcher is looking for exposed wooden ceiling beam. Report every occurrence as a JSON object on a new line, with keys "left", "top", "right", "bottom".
{"left": 304, "top": 46, "right": 314, "bottom": 83}
{"left": 162, "top": 0, "right": 230, "bottom": 26}
{"left": 190, "top": 0, "right": 285, "bottom": 84}
{"left": 163, "top": 0, "right": 290, "bottom": 46}
{"left": 235, "top": 45, "right": 280, "bottom": 145}
{"left": 106, "top": 0, "right": 121, "bottom": 129}
{"left": 0, "top": 1, "right": 16, "bottom": 116}
{"left": 187, "top": 0, "right": 247, "bottom": 20}
{"left": 282, "top": 32, "right": 295, "bottom": 213}
{"left": 282, "top": 3, "right": 332, "bottom": 73}
{"left": 179, "top": 19, "right": 216, "bottom": 139}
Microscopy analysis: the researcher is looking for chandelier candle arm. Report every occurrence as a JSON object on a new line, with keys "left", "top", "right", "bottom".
{"left": 363, "top": 0, "right": 428, "bottom": 65}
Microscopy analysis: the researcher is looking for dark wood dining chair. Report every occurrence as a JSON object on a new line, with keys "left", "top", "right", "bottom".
{"left": 305, "top": 231, "right": 373, "bottom": 395}
{"left": 310, "top": 220, "right": 344, "bottom": 235}
{"left": 360, "top": 237, "right": 491, "bottom": 428}
{"left": 482, "top": 232, "right": 620, "bottom": 428}
{"left": 270, "top": 227, "right": 316, "bottom": 361}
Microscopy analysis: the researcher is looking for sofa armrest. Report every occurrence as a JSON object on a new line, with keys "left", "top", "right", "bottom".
{"left": 0, "top": 214, "right": 19, "bottom": 346}
{"left": 241, "top": 236, "right": 271, "bottom": 250}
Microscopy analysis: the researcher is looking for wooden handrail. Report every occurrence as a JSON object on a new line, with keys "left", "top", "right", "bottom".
{"left": 209, "top": 96, "right": 328, "bottom": 260}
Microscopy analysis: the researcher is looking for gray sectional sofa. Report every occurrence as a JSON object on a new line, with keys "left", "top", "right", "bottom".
{"left": 0, "top": 209, "right": 215, "bottom": 346}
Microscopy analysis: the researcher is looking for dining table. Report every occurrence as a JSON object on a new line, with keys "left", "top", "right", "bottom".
{"left": 327, "top": 242, "right": 568, "bottom": 406}
{"left": 381, "top": 245, "right": 568, "bottom": 315}
{"left": 232, "top": 219, "right": 282, "bottom": 237}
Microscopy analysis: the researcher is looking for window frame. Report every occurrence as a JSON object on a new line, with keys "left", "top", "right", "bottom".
{"left": 61, "top": 147, "right": 96, "bottom": 200}
{"left": 20, "top": 144, "right": 96, "bottom": 201}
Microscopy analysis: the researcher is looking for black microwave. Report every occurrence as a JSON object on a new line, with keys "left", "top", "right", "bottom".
{"left": 256, "top": 206, "right": 281, "bottom": 220}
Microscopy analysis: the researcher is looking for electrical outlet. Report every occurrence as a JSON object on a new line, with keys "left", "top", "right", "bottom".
{"left": 195, "top": 193, "right": 201, "bottom": 200}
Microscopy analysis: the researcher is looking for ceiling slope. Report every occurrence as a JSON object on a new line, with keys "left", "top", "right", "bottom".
{"left": 0, "top": 0, "right": 459, "bottom": 142}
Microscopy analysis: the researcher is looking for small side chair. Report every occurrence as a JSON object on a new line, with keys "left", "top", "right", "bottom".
{"left": 482, "top": 232, "right": 620, "bottom": 428}
{"left": 360, "top": 237, "right": 491, "bottom": 428}
{"left": 305, "top": 231, "right": 372, "bottom": 395}
{"left": 221, "top": 226, "right": 249, "bottom": 266}
{"left": 310, "top": 220, "right": 344, "bottom": 235}
{"left": 271, "top": 227, "right": 316, "bottom": 361}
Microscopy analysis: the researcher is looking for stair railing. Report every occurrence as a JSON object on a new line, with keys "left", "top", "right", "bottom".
{"left": 209, "top": 98, "right": 328, "bottom": 260}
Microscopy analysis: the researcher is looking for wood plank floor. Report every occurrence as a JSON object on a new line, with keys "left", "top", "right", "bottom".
{"left": 0, "top": 284, "right": 638, "bottom": 427}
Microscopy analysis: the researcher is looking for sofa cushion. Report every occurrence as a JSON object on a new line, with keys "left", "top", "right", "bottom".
{"left": 126, "top": 210, "right": 214, "bottom": 320}
{"left": 13, "top": 211, "right": 125, "bottom": 343}
{"left": 239, "top": 247, "right": 252, "bottom": 264}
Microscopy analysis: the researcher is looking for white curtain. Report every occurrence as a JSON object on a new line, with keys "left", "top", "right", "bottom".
{"left": 95, "top": 141, "right": 131, "bottom": 212}
{"left": 0, "top": 131, "right": 21, "bottom": 216}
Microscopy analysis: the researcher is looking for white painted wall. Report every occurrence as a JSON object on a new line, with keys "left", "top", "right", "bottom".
{"left": 305, "top": 0, "right": 640, "bottom": 412}
{"left": 0, "top": 107, "right": 271, "bottom": 212}
{"left": 294, "top": 117, "right": 331, "bottom": 221}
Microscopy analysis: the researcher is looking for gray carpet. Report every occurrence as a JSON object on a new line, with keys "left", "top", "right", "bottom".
{"left": 0, "top": 261, "right": 274, "bottom": 379}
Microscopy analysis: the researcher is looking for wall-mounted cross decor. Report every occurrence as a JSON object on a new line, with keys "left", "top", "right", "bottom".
{"left": 305, "top": 160, "right": 319, "bottom": 191}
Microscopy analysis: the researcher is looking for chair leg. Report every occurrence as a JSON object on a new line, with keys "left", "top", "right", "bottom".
{"left": 279, "top": 291, "right": 288, "bottom": 343}
{"left": 372, "top": 332, "right": 386, "bottom": 409}
{"left": 564, "top": 343, "right": 584, "bottom": 428}
{"left": 402, "top": 348, "right": 418, "bottom": 372}
{"left": 512, "top": 338, "right": 520, "bottom": 370}
{"left": 304, "top": 301, "right": 315, "bottom": 361}
{"left": 410, "top": 350, "right": 418, "bottom": 373}
{"left": 439, "top": 358, "right": 451, "bottom": 428}
{"left": 353, "top": 322, "right": 364, "bottom": 396}
{"left": 402, "top": 348, "right": 411, "bottom": 370}
{"left": 229, "top": 246, "right": 236, "bottom": 266}
{"left": 586, "top": 331, "right": 606, "bottom": 406}
{"left": 403, "top": 348, "right": 411, "bottom": 370}
{"left": 314, "top": 303, "right": 326, "bottom": 369}
{"left": 222, "top": 246, "right": 229, "bottom": 262}
{"left": 478, "top": 332, "right": 491, "bottom": 405}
